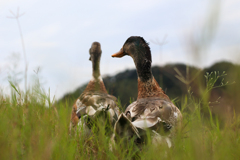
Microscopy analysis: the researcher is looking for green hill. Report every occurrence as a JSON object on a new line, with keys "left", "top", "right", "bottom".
{"left": 59, "top": 61, "right": 240, "bottom": 119}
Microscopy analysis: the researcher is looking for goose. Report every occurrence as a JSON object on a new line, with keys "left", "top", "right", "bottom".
{"left": 70, "top": 42, "right": 120, "bottom": 134}
{"left": 111, "top": 36, "right": 182, "bottom": 148}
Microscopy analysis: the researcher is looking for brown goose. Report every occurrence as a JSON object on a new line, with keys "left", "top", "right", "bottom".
{"left": 70, "top": 42, "right": 120, "bottom": 134}
{"left": 111, "top": 36, "right": 182, "bottom": 147}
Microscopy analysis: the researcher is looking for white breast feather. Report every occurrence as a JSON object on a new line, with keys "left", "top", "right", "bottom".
{"left": 86, "top": 106, "right": 96, "bottom": 115}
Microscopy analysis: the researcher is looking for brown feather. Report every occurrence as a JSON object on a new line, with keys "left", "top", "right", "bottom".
{"left": 84, "top": 80, "right": 107, "bottom": 93}
{"left": 137, "top": 77, "right": 170, "bottom": 101}
{"left": 70, "top": 42, "right": 119, "bottom": 130}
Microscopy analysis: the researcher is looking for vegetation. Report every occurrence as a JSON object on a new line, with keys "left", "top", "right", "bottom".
{"left": 2, "top": 5, "right": 240, "bottom": 158}
{"left": 61, "top": 62, "right": 240, "bottom": 121}
{"left": 1, "top": 65, "right": 240, "bottom": 159}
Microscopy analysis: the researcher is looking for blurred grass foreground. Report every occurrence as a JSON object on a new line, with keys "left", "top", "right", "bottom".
{"left": 1, "top": 2, "right": 240, "bottom": 159}
{"left": 0, "top": 65, "right": 240, "bottom": 160}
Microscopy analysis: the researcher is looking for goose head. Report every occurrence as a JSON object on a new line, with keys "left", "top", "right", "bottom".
{"left": 89, "top": 42, "right": 102, "bottom": 65}
{"left": 112, "top": 36, "right": 152, "bottom": 82}
{"left": 89, "top": 42, "right": 102, "bottom": 79}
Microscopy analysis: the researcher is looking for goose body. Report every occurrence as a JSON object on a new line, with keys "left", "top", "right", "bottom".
{"left": 70, "top": 42, "right": 120, "bottom": 133}
{"left": 111, "top": 36, "right": 182, "bottom": 147}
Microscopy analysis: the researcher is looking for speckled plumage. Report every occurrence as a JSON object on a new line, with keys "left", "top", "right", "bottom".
{"left": 111, "top": 36, "right": 182, "bottom": 147}
{"left": 70, "top": 42, "right": 120, "bottom": 133}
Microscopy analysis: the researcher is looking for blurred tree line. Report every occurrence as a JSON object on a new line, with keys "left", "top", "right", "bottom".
{"left": 59, "top": 61, "right": 240, "bottom": 120}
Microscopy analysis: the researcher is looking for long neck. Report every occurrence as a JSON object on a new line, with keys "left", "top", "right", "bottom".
{"left": 137, "top": 77, "right": 170, "bottom": 101}
{"left": 84, "top": 59, "right": 107, "bottom": 93}
{"left": 92, "top": 59, "right": 101, "bottom": 79}
{"left": 133, "top": 55, "right": 170, "bottom": 101}
{"left": 134, "top": 56, "right": 153, "bottom": 82}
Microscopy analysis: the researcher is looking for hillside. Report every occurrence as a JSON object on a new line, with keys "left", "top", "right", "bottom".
{"left": 1, "top": 60, "right": 240, "bottom": 159}
{"left": 59, "top": 61, "right": 240, "bottom": 119}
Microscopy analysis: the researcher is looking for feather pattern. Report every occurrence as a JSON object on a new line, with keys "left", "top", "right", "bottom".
{"left": 70, "top": 42, "right": 120, "bottom": 133}
{"left": 112, "top": 36, "right": 182, "bottom": 147}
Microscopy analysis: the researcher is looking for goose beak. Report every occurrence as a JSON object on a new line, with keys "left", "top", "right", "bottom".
{"left": 112, "top": 48, "right": 125, "bottom": 58}
{"left": 89, "top": 56, "right": 91, "bottom": 61}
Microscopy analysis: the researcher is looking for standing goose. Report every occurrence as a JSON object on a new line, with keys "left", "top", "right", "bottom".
{"left": 70, "top": 42, "right": 120, "bottom": 134}
{"left": 111, "top": 36, "right": 182, "bottom": 147}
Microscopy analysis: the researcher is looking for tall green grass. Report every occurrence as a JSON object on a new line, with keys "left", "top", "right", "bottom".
{"left": 3, "top": 4, "right": 239, "bottom": 159}
{"left": 0, "top": 71, "right": 240, "bottom": 160}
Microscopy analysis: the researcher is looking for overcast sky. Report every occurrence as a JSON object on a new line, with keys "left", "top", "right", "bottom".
{"left": 0, "top": 0, "right": 239, "bottom": 100}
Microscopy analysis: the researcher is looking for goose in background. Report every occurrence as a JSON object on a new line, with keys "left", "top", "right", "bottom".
{"left": 70, "top": 42, "right": 120, "bottom": 135}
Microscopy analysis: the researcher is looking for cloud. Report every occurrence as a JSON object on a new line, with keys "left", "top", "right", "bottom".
{"left": 110, "top": 0, "right": 166, "bottom": 13}
{"left": 1, "top": 0, "right": 239, "bottom": 101}
{"left": 24, "top": 24, "right": 61, "bottom": 48}
{"left": 40, "top": 63, "right": 93, "bottom": 99}
{"left": 220, "top": 0, "right": 240, "bottom": 25}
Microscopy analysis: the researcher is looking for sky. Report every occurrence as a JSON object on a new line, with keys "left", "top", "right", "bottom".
{"left": 0, "top": 0, "right": 240, "bottom": 100}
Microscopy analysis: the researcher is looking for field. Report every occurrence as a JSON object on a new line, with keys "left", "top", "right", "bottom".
{"left": 1, "top": 71, "right": 240, "bottom": 160}
{"left": 1, "top": 1, "right": 239, "bottom": 159}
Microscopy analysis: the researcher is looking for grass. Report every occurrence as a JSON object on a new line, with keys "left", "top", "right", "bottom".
{"left": 0, "top": 71, "right": 240, "bottom": 160}
{"left": 3, "top": 4, "right": 239, "bottom": 159}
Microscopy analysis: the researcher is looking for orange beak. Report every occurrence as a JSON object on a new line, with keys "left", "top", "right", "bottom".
{"left": 111, "top": 48, "right": 125, "bottom": 58}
